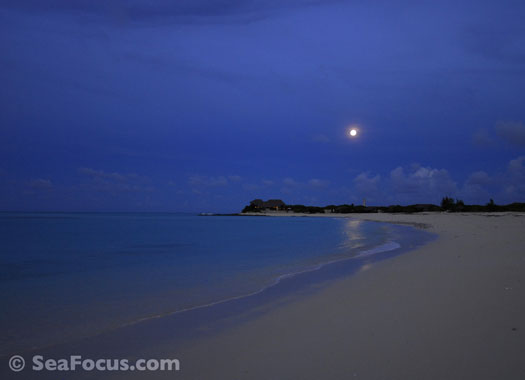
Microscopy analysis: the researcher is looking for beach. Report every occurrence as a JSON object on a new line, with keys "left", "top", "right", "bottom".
{"left": 4, "top": 1, "right": 525, "bottom": 379}
{"left": 174, "top": 212, "right": 525, "bottom": 379}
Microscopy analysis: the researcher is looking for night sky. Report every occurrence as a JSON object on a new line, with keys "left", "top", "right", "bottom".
{"left": 1, "top": 0, "right": 524, "bottom": 212}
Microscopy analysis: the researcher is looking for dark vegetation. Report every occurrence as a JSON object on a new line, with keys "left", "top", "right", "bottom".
{"left": 241, "top": 198, "right": 525, "bottom": 214}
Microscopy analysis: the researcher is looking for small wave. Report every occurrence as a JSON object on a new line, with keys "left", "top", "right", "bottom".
{"left": 353, "top": 241, "right": 401, "bottom": 258}
{"left": 15, "top": 240, "right": 404, "bottom": 355}
{"left": 117, "top": 241, "right": 402, "bottom": 329}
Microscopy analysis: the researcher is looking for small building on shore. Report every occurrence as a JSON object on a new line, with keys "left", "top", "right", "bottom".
{"left": 249, "top": 199, "right": 286, "bottom": 211}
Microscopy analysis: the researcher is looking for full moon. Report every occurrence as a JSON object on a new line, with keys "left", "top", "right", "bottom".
{"left": 349, "top": 129, "right": 357, "bottom": 137}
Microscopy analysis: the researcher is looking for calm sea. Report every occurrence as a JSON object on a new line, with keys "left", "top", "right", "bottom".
{"left": 0, "top": 212, "right": 432, "bottom": 357}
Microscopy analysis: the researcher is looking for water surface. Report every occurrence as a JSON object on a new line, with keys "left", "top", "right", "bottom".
{"left": 0, "top": 212, "right": 431, "bottom": 356}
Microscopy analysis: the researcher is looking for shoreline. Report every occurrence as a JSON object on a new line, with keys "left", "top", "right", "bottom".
{"left": 239, "top": 210, "right": 435, "bottom": 230}
{"left": 175, "top": 212, "right": 525, "bottom": 379}
{"left": 3, "top": 213, "right": 523, "bottom": 379}
{"left": 0, "top": 216, "right": 430, "bottom": 367}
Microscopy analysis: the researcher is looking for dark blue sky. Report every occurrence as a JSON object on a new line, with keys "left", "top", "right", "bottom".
{"left": 1, "top": 0, "right": 524, "bottom": 212}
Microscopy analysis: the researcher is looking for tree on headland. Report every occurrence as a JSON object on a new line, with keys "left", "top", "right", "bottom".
{"left": 486, "top": 198, "right": 496, "bottom": 212}
{"left": 441, "top": 196, "right": 455, "bottom": 211}
{"left": 239, "top": 197, "right": 525, "bottom": 214}
{"left": 440, "top": 197, "right": 465, "bottom": 212}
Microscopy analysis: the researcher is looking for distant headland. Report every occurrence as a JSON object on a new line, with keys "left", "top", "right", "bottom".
{"left": 241, "top": 197, "right": 525, "bottom": 214}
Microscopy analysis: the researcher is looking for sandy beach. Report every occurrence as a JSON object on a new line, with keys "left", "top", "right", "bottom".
{"left": 174, "top": 212, "right": 525, "bottom": 379}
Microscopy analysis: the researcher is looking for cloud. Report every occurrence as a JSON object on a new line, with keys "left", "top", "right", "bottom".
{"left": 283, "top": 177, "right": 299, "bottom": 186}
{"left": 462, "top": 21, "right": 525, "bottom": 65}
{"left": 459, "top": 171, "right": 492, "bottom": 203}
{"left": 466, "top": 171, "right": 492, "bottom": 186}
{"left": 337, "top": 165, "right": 464, "bottom": 205}
{"left": 507, "top": 156, "right": 525, "bottom": 192}
{"left": 228, "top": 175, "right": 242, "bottom": 182}
{"left": 308, "top": 178, "right": 330, "bottom": 187}
{"left": 501, "top": 156, "right": 525, "bottom": 201}
{"left": 472, "top": 128, "right": 494, "bottom": 147}
{"left": 495, "top": 121, "right": 525, "bottom": 147}
{"left": 78, "top": 168, "right": 153, "bottom": 193}
{"left": 460, "top": 184, "right": 491, "bottom": 203}
{"left": 188, "top": 175, "right": 228, "bottom": 187}
{"left": 27, "top": 178, "right": 53, "bottom": 190}
{"left": 459, "top": 157, "right": 525, "bottom": 204}
{"left": 0, "top": 0, "right": 347, "bottom": 25}
{"left": 473, "top": 121, "right": 525, "bottom": 148}
{"left": 19, "top": 178, "right": 55, "bottom": 198}
{"left": 353, "top": 172, "right": 380, "bottom": 194}
{"left": 281, "top": 177, "right": 330, "bottom": 188}
{"left": 278, "top": 176, "right": 330, "bottom": 196}
{"left": 508, "top": 156, "right": 525, "bottom": 175}
{"left": 389, "top": 164, "right": 457, "bottom": 202}
{"left": 79, "top": 167, "right": 127, "bottom": 181}
{"left": 123, "top": 51, "right": 252, "bottom": 85}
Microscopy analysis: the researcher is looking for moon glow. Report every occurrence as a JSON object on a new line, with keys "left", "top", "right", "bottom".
{"left": 349, "top": 129, "right": 358, "bottom": 137}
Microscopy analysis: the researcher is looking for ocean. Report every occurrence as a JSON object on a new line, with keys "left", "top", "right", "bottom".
{"left": 0, "top": 212, "right": 433, "bottom": 357}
